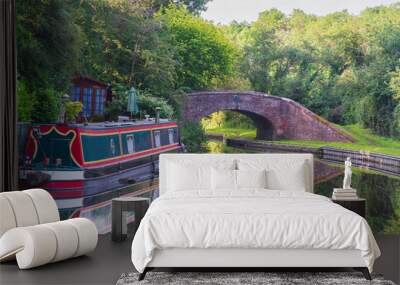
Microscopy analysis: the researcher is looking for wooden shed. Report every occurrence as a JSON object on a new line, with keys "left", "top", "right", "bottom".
{"left": 70, "top": 76, "right": 111, "bottom": 118}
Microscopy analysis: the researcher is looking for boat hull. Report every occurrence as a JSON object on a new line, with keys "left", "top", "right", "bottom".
{"left": 20, "top": 151, "right": 176, "bottom": 232}
{"left": 19, "top": 120, "right": 181, "bottom": 233}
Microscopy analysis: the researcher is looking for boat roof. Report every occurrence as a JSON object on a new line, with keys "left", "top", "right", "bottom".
{"left": 33, "top": 119, "right": 177, "bottom": 130}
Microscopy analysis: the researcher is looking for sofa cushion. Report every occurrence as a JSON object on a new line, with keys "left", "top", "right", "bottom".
{"left": 0, "top": 226, "right": 57, "bottom": 269}
{"left": 0, "top": 196, "right": 16, "bottom": 237}
{"left": 66, "top": 218, "right": 98, "bottom": 257}
{"left": 42, "top": 221, "right": 79, "bottom": 262}
{"left": 0, "top": 189, "right": 60, "bottom": 238}
{"left": 1, "top": 192, "right": 39, "bottom": 227}
{"left": 24, "top": 189, "right": 60, "bottom": 224}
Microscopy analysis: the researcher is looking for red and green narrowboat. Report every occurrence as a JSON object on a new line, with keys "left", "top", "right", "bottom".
{"left": 19, "top": 119, "right": 181, "bottom": 232}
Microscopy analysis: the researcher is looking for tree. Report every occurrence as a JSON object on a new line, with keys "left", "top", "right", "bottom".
{"left": 16, "top": 0, "right": 82, "bottom": 122}
{"left": 390, "top": 69, "right": 400, "bottom": 135}
{"left": 180, "top": 121, "right": 208, "bottom": 152}
{"left": 30, "top": 89, "right": 61, "bottom": 123}
{"left": 236, "top": 6, "right": 400, "bottom": 136}
{"left": 150, "top": 0, "right": 211, "bottom": 15}
{"left": 74, "top": 0, "right": 176, "bottom": 91}
{"left": 17, "top": 81, "right": 34, "bottom": 122}
{"left": 16, "top": 0, "right": 400, "bottom": 137}
{"left": 159, "top": 6, "right": 236, "bottom": 90}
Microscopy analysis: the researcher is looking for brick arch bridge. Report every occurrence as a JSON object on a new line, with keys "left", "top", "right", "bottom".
{"left": 183, "top": 91, "right": 354, "bottom": 142}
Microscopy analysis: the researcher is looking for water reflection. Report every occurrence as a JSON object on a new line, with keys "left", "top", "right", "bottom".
{"left": 208, "top": 141, "right": 400, "bottom": 235}
{"left": 79, "top": 184, "right": 156, "bottom": 234}
{"left": 315, "top": 161, "right": 400, "bottom": 235}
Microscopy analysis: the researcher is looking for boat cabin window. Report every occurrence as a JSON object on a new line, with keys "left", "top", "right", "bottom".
{"left": 126, "top": 135, "right": 135, "bottom": 154}
{"left": 121, "top": 131, "right": 152, "bottom": 155}
{"left": 133, "top": 131, "right": 152, "bottom": 152}
{"left": 71, "top": 86, "right": 80, "bottom": 101}
{"left": 81, "top": 134, "right": 121, "bottom": 162}
{"left": 168, "top": 129, "right": 174, "bottom": 144}
{"left": 83, "top": 87, "right": 92, "bottom": 117}
{"left": 94, "top": 89, "right": 105, "bottom": 114}
{"left": 154, "top": 130, "right": 161, "bottom": 148}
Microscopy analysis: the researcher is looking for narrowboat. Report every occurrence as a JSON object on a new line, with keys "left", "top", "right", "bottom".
{"left": 19, "top": 119, "right": 181, "bottom": 232}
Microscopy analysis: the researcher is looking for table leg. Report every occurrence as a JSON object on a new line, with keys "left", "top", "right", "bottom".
{"left": 112, "top": 200, "right": 122, "bottom": 242}
{"left": 121, "top": 210, "right": 128, "bottom": 240}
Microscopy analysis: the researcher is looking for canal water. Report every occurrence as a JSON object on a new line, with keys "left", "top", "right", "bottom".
{"left": 208, "top": 141, "right": 400, "bottom": 235}
{"left": 83, "top": 141, "right": 400, "bottom": 235}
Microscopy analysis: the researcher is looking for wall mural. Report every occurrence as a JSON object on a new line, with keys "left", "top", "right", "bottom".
{"left": 16, "top": 1, "right": 399, "bottom": 237}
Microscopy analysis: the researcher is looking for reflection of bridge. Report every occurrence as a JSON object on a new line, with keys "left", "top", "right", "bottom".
{"left": 314, "top": 160, "right": 342, "bottom": 184}
{"left": 183, "top": 91, "right": 353, "bottom": 142}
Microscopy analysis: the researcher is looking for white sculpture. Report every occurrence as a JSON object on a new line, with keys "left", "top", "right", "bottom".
{"left": 343, "top": 157, "right": 352, "bottom": 189}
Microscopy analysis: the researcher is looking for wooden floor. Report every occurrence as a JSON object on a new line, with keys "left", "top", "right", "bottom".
{"left": 0, "top": 234, "right": 134, "bottom": 285}
{"left": 0, "top": 234, "right": 398, "bottom": 285}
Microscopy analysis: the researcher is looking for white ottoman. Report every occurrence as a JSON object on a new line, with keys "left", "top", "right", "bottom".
{"left": 0, "top": 189, "right": 98, "bottom": 269}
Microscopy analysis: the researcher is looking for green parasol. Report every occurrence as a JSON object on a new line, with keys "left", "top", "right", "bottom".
{"left": 127, "top": 87, "right": 139, "bottom": 118}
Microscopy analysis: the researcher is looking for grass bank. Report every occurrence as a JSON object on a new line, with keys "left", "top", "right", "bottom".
{"left": 206, "top": 124, "right": 400, "bottom": 156}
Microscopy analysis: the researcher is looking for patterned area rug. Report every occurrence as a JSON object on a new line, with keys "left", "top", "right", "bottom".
{"left": 116, "top": 272, "right": 396, "bottom": 285}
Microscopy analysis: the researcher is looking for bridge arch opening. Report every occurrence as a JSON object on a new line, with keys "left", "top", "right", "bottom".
{"left": 184, "top": 91, "right": 354, "bottom": 142}
{"left": 201, "top": 110, "right": 275, "bottom": 140}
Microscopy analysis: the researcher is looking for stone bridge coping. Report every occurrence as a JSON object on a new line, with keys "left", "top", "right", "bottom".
{"left": 189, "top": 90, "right": 285, "bottom": 100}
{"left": 188, "top": 91, "right": 354, "bottom": 142}
{"left": 189, "top": 90, "right": 312, "bottom": 112}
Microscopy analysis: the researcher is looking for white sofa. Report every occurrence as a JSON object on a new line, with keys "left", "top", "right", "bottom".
{"left": 0, "top": 189, "right": 98, "bottom": 269}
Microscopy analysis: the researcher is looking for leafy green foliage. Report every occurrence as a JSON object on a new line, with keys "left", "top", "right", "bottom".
{"left": 16, "top": 0, "right": 232, "bottom": 124}
{"left": 202, "top": 111, "right": 254, "bottom": 130}
{"left": 180, "top": 121, "right": 208, "bottom": 152}
{"left": 137, "top": 92, "right": 174, "bottom": 118}
{"left": 17, "top": 81, "right": 34, "bottom": 122}
{"left": 233, "top": 5, "right": 400, "bottom": 137}
{"left": 30, "top": 89, "right": 61, "bottom": 123}
{"left": 390, "top": 69, "right": 400, "bottom": 100}
{"left": 73, "top": 0, "right": 178, "bottom": 98}
{"left": 65, "top": 101, "right": 83, "bottom": 122}
{"left": 106, "top": 83, "right": 174, "bottom": 120}
{"left": 15, "top": 0, "right": 400, "bottom": 140}
{"left": 16, "top": 0, "right": 81, "bottom": 122}
{"left": 150, "top": 0, "right": 211, "bottom": 15}
{"left": 160, "top": 6, "right": 236, "bottom": 90}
